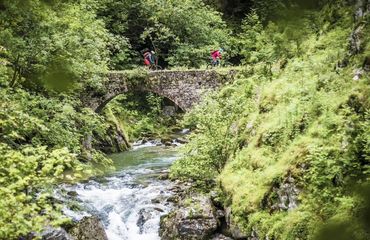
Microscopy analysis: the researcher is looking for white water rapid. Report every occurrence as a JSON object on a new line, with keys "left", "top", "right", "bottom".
{"left": 60, "top": 143, "right": 179, "bottom": 240}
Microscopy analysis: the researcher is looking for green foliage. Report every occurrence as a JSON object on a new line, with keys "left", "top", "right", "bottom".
{"left": 105, "top": 91, "right": 179, "bottom": 140}
{"left": 0, "top": 88, "right": 106, "bottom": 153}
{"left": 0, "top": 0, "right": 109, "bottom": 91}
{"left": 0, "top": 87, "right": 114, "bottom": 237}
{"left": 171, "top": 2, "right": 370, "bottom": 239}
{"left": 99, "top": 0, "right": 230, "bottom": 68}
{"left": 0, "top": 0, "right": 368, "bottom": 238}
{"left": 0, "top": 145, "right": 75, "bottom": 238}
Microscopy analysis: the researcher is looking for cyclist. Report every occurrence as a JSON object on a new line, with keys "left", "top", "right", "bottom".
{"left": 211, "top": 48, "right": 223, "bottom": 67}
{"left": 143, "top": 49, "right": 152, "bottom": 67}
{"left": 150, "top": 51, "right": 157, "bottom": 65}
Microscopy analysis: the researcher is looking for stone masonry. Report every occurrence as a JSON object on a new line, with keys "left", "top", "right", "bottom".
{"left": 83, "top": 69, "right": 238, "bottom": 112}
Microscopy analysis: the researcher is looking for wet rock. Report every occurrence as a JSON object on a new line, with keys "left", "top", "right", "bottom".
{"left": 166, "top": 195, "right": 180, "bottom": 203}
{"left": 151, "top": 197, "right": 162, "bottom": 203}
{"left": 248, "top": 228, "right": 259, "bottom": 240}
{"left": 354, "top": 0, "right": 370, "bottom": 21}
{"left": 96, "top": 125, "right": 131, "bottom": 153}
{"left": 152, "top": 139, "right": 163, "bottom": 146}
{"left": 137, "top": 208, "right": 154, "bottom": 234}
{"left": 181, "top": 128, "right": 191, "bottom": 134}
{"left": 209, "top": 190, "right": 224, "bottom": 209}
{"left": 224, "top": 207, "right": 247, "bottom": 240}
{"left": 262, "top": 173, "right": 300, "bottom": 213}
{"left": 175, "top": 137, "right": 189, "bottom": 144}
{"left": 216, "top": 209, "right": 225, "bottom": 219}
{"left": 41, "top": 227, "right": 73, "bottom": 240}
{"left": 68, "top": 216, "right": 108, "bottom": 240}
{"left": 67, "top": 191, "right": 78, "bottom": 197}
{"left": 161, "top": 137, "right": 173, "bottom": 146}
{"left": 353, "top": 68, "right": 365, "bottom": 80}
{"left": 349, "top": 0, "right": 369, "bottom": 56}
{"left": 160, "top": 195, "right": 219, "bottom": 240}
{"left": 276, "top": 176, "right": 300, "bottom": 210}
{"left": 158, "top": 172, "right": 169, "bottom": 180}
{"left": 96, "top": 205, "right": 114, "bottom": 226}
{"left": 230, "top": 227, "right": 247, "bottom": 239}
{"left": 137, "top": 207, "right": 165, "bottom": 234}
{"left": 349, "top": 24, "right": 364, "bottom": 55}
{"left": 154, "top": 207, "right": 165, "bottom": 212}
{"left": 211, "top": 233, "right": 234, "bottom": 240}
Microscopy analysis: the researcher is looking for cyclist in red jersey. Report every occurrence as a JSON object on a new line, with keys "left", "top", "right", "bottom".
{"left": 211, "top": 48, "right": 223, "bottom": 67}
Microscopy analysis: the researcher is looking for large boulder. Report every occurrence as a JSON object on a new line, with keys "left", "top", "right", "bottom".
{"left": 160, "top": 195, "right": 219, "bottom": 240}
{"left": 68, "top": 216, "right": 108, "bottom": 240}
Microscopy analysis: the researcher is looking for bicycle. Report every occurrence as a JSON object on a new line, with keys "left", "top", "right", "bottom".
{"left": 206, "top": 58, "right": 221, "bottom": 69}
{"left": 149, "top": 64, "right": 162, "bottom": 71}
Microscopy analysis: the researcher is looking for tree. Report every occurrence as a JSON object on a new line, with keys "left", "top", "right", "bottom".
{"left": 99, "top": 0, "right": 230, "bottom": 68}
{"left": 0, "top": 0, "right": 109, "bottom": 92}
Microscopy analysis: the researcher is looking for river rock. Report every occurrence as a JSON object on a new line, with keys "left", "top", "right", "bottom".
{"left": 158, "top": 172, "right": 170, "bottom": 180}
{"left": 159, "top": 195, "right": 218, "bottom": 240}
{"left": 211, "top": 233, "right": 234, "bottom": 240}
{"left": 68, "top": 216, "right": 108, "bottom": 240}
{"left": 175, "top": 137, "right": 189, "bottom": 144}
{"left": 181, "top": 128, "right": 191, "bottom": 134}
{"left": 137, "top": 208, "right": 155, "bottom": 234}
{"left": 67, "top": 191, "right": 78, "bottom": 197}
{"left": 161, "top": 137, "right": 173, "bottom": 146}
{"left": 41, "top": 227, "right": 73, "bottom": 240}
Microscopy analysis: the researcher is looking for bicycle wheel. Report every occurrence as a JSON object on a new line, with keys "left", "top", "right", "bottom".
{"left": 148, "top": 64, "right": 155, "bottom": 71}
{"left": 206, "top": 61, "right": 214, "bottom": 69}
{"left": 149, "top": 64, "right": 162, "bottom": 71}
{"left": 155, "top": 65, "right": 163, "bottom": 70}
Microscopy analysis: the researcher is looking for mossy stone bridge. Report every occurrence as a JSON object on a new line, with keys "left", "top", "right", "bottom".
{"left": 83, "top": 69, "right": 238, "bottom": 112}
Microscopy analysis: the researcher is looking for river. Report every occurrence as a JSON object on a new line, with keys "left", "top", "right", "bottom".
{"left": 61, "top": 142, "right": 179, "bottom": 240}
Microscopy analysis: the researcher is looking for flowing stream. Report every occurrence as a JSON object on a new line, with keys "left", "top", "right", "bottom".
{"left": 61, "top": 142, "right": 179, "bottom": 240}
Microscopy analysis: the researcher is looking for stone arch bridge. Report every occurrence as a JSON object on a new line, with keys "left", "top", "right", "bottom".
{"left": 83, "top": 69, "right": 238, "bottom": 113}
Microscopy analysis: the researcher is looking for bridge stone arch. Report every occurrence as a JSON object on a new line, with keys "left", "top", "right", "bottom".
{"left": 82, "top": 69, "right": 238, "bottom": 113}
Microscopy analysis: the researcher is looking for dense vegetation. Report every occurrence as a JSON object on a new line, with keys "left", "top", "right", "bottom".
{"left": 0, "top": 0, "right": 369, "bottom": 238}
{"left": 171, "top": 1, "right": 370, "bottom": 239}
{"left": 0, "top": 0, "right": 111, "bottom": 237}
{"left": 0, "top": 0, "right": 228, "bottom": 237}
